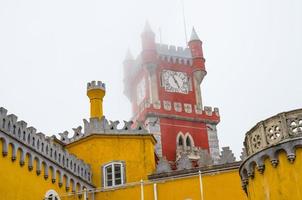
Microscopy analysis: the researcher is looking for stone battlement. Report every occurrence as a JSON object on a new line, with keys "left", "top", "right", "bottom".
{"left": 87, "top": 80, "right": 106, "bottom": 91}
{"left": 59, "top": 117, "right": 149, "bottom": 144}
{"left": 156, "top": 44, "right": 192, "bottom": 58}
{"left": 0, "top": 107, "right": 92, "bottom": 185}
{"left": 156, "top": 44, "right": 193, "bottom": 66}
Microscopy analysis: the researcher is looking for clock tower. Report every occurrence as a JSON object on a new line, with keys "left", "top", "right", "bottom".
{"left": 123, "top": 23, "right": 220, "bottom": 163}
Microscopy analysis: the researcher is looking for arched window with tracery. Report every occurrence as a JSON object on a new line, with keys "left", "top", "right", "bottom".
{"left": 186, "top": 136, "right": 191, "bottom": 147}
{"left": 178, "top": 136, "right": 184, "bottom": 146}
{"left": 176, "top": 132, "right": 185, "bottom": 147}
{"left": 185, "top": 133, "right": 194, "bottom": 148}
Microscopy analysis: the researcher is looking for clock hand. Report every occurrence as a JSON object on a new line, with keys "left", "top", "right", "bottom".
{"left": 172, "top": 75, "right": 180, "bottom": 88}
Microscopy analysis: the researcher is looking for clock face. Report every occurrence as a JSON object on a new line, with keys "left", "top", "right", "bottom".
{"left": 136, "top": 78, "right": 146, "bottom": 105}
{"left": 162, "top": 70, "right": 189, "bottom": 94}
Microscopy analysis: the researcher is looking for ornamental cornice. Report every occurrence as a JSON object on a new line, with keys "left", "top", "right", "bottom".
{"left": 239, "top": 137, "right": 302, "bottom": 193}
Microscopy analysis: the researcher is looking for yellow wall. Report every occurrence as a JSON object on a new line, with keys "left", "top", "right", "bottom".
{"left": 96, "top": 169, "right": 247, "bottom": 200}
{"left": 66, "top": 134, "right": 156, "bottom": 188}
{"left": 0, "top": 143, "right": 85, "bottom": 200}
{"left": 247, "top": 148, "right": 302, "bottom": 200}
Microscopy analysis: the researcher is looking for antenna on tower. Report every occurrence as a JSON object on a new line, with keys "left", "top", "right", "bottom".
{"left": 181, "top": 0, "right": 188, "bottom": 46}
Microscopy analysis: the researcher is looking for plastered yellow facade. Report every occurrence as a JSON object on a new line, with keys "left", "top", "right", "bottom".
{"left": 66, "top": 134, "right": 156, "bottom": 188}
{"left": 93, "top": 168, "right": 246, "bottom": 200}
{"left": 0, "top": 142, "right": 82, "bottom": 200}
{"left": 246, "top": 149, "right": 302, "bottom": 200}
{"left": 0, "top": 134, "right": 246, "bottom": 200}
{"left": 0, "top": 82, "right": 247, "bottom": 200}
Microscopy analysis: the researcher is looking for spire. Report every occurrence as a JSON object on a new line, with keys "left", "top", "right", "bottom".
{"left": 125, "top": 49, "right": 134, "bottom": 60}
{"left": 189, "top": 27, "right": 200, "bottom": 41}
{"left": 143, "top": 20, "right": 153, "bottom": 33}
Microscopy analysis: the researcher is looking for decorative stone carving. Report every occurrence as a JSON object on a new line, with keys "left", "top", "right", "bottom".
{"left": 244, "top": 109, "right": 302, "bottom": 156}
{"left": 265, "top": 123, "right": 282, "bottom": 145}
{"left": 122, "top": 120, "right": 133, "bottom": 131}
{"left": 163, "top": 101, "right": 172, "bottom": 111}
{"left": 240, "top": 148, "right": 247, "bottom": 161}
{"left": 251, "top": 132, "right": 262, "bottom": 151}
{"left": 206, "top": 124, "right": 220, "bottom": 164}
{"left": 72, "top": 126, "right": 83, "bottom": 140}
{"left": 218, "top": 147, "right": 236, "bottom": 164}
{"left": 287, "top": 116, "right": 302, "bottom": 136}
{"left": 204, "top": 106, "right": 212, "bottom": 116}
{"left": 213, "top": 107, "right": 220, "bottom": 116}
{"left": 194, "top": 104, "right": 203, "bottom": 114}
{"left": 184, "top": 104, "right": 192, "bottom": 113}
{"left": 176, "top": 154, "right": 192, "bottom": 170}
{"left": 59, "top": 131, "right": 70, "bottom": 143}
{"left": 153, "top": 100, "right": 161, "bottom": 109}
{"left": 174, "top": 102, "right": 182, "bottom": 112}
{"left": 156, "top": 157, "right": 171, "bottom": 173}
{"left": 197, "top": 149, "right": 213, "bottom": 167}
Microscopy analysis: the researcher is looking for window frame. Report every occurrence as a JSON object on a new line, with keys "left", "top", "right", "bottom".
{"left": 102, "top": 161, "right": 125, "bottom": 188}
{"left": 44, "top": 189, "right": 60, "bottom": 200}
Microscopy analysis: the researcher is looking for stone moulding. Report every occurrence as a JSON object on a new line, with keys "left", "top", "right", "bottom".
{"left": 0, "top": 107, "right": 92, "bottom": 186}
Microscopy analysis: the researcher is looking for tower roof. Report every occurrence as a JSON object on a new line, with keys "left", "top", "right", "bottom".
{"left": 143, "top": 21, "right": 153, "bottom": 33}
{"left": 125, "top": 49, "right": 134, "bottom": 60}
{"left": 189, "top": 27, "right": 200, "bottom": 41}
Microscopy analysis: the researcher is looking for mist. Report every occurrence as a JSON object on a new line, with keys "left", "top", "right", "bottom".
{"left": 0, "top": 0, "right": 301, "bottom": 158}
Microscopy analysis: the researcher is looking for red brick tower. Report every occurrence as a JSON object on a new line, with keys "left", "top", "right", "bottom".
{"left": 123, "top": 23, "right": 220, "bottom": 162}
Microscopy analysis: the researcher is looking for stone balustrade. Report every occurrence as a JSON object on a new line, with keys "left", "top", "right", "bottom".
{"left": 244, "top": 108, "right": 302, "bottom": 156}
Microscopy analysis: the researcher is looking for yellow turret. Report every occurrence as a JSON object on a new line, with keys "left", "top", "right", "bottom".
{"left": 87, "top": 81, "right": 106, "bottom": 118}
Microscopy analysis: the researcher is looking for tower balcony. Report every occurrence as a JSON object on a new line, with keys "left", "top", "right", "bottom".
{"left": 240, "top": 108, "right": 302, "bottom": 199}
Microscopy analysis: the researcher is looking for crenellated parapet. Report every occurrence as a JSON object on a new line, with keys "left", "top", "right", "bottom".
{"left": 59, "top": 116, "right": 148, "bottom": 144}
{"left": 156, "top": 44, "right": 192, "bottom": 58}
{"left": 156, "top": 44, "right": 193, "bottom": 66}
{"left": 133, "top": 99, "right": 220, "bottom": 124}
{"left": 0, "top": 107, "right": 93, "bottom": 189}
{"left": 240, "top": 108, "right": 302, "bottom": 197}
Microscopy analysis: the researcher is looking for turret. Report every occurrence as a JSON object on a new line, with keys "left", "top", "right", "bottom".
{"left": 141, "top": 21, "right": 157, "bottom": 64}
{"left": 188, "top": 27, "right": 205, "bottom": 71}
{"left": 188, "top": 28, "right": 206, "bottom": 108}
{"left": 87, "top": 81, "right": 106, "bottom": 118}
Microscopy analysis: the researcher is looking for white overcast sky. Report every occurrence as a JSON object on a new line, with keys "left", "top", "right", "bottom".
{"left": 0, "top": 0, "right": 301, "bottom": 158}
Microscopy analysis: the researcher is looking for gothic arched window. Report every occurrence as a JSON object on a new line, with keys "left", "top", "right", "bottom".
{"left": 186, "top": 136, "right": 192, "bottom": 147}
{"left": 178, "top": 136, "right": 184, "bottom": 146}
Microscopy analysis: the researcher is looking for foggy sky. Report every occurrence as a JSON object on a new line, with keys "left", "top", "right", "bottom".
{"left": 0, "top": 0, "right": 301, "bottom": 158}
